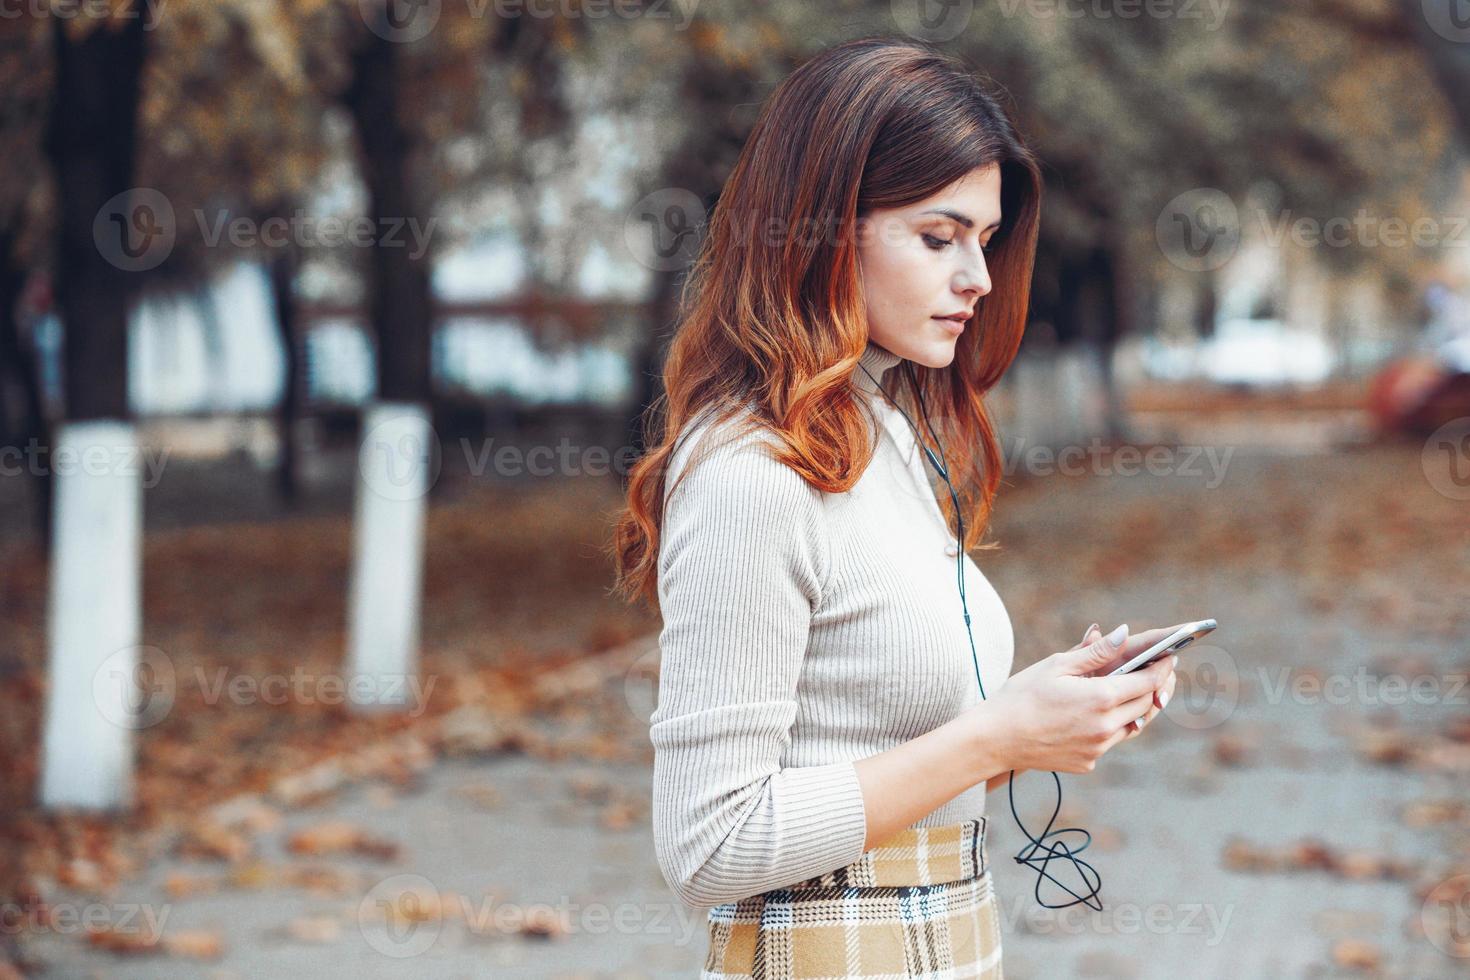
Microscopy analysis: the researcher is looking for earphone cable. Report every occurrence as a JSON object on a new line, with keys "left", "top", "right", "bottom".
{"left": 858, "top": 357, "right": 1105, "bottom": 911}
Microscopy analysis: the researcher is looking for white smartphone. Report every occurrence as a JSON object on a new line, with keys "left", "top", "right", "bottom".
{"left": 1107, "top": 619, "right": 1217, "bottom": 676}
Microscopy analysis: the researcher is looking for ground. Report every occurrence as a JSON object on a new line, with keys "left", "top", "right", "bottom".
{"left": 3, "top": 430, "right": 1468, "bottom": 978}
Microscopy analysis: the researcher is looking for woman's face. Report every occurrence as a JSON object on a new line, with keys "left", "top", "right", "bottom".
{"left": 854, "top": 163, "right": 1001, "bottom": 369}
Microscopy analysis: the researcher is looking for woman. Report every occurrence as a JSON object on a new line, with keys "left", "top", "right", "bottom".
{"left": 612, "top": 36, "right": 1177, "bottom": 978}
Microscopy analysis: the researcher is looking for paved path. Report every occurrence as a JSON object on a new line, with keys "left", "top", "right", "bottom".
{"left": 22, "top": 447, "right": 1470, "bottom": 978}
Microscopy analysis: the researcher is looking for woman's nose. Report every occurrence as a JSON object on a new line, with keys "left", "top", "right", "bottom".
{"left": 956, "top": 258, "right": 990, "bottom": 298}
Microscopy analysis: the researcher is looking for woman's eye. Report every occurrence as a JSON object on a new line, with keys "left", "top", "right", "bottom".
{"left": 922, "top": 234, "right": 953, "bottom": 250}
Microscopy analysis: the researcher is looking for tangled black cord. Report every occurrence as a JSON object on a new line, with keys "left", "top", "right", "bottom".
{"left": 858, "top": 356, "right": 1105, "bottom": 912}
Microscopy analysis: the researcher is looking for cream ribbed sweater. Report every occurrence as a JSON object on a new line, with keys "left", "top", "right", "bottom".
{"left": 648, "top": 340, "right": 1015, "bottom": 909}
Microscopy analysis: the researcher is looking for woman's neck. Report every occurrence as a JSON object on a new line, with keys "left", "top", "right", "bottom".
{"left": 852, "top": 340, "right": 903, "bottom": 398}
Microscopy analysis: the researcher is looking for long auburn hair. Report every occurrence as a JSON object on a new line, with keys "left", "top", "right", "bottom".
{"left": 611, "top": 36, "right": 1042, "bottom": 610}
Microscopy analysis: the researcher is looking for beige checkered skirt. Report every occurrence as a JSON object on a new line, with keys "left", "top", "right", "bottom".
{"left": 702, "top": 816, "right": 1002, "bottom": 979}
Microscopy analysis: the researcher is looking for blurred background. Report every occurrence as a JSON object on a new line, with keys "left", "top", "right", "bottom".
{"left": 1, "top": 1, "right": 1468, "bottom": 977}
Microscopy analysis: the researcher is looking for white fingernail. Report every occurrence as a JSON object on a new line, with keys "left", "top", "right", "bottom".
{"left": 1161, "top": 690, "right": 1171, "bottom": 709}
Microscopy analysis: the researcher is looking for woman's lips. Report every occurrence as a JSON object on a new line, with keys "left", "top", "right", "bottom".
{"left": 932, "top": 316, "right": 966, "bottom": 334}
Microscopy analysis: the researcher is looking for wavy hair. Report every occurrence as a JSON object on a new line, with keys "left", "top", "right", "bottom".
{"left": 611, "top": 36, "right": 1042, "bottom": 609}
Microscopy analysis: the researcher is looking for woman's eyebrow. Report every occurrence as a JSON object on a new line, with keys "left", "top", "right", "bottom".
{"left": 919, "top": 208, "right": 1002, "bottom": 232}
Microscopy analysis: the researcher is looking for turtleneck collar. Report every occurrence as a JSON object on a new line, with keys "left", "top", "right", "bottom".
{"left": 851, "top": 340, "right": 904, "bottom": 399}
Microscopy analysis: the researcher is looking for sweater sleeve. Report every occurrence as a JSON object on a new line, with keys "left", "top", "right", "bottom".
{"left": 648, "top": 426, "right": 870, "bottom": 909}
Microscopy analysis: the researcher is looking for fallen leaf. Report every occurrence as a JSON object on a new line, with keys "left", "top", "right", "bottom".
{"left": 1330, "top": 939, "right": 1379, "bottom": 970}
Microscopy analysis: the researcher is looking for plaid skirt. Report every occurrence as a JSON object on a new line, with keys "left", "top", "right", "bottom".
{"left": 702, "top": 816, "right": 1002, "bottom": 979}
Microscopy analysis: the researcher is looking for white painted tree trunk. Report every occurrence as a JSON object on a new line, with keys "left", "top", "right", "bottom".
{"left": 346, "top": 401, "right": 433, "bottom": 711}
{"left": 40, "top": 419, "right": 144, "bottom": 810}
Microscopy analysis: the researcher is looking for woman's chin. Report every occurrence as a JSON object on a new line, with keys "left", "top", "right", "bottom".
{"left": 908, "top": 334, "right": 960, "bottom": 369}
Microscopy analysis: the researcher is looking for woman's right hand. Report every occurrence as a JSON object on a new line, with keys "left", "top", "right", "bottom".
{"left": 969, "top": 624, "right": 1178, "bottom": 775}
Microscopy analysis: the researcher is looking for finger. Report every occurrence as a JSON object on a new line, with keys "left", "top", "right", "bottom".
{"left": 1074, "top": 625, "right": 1176, "bottom": 678}
{"left": 1062, "top": 624, "right": 1131, "bottom": 674}
{"left": 1112, "top": 626, "right": 1179, "bottom": 665}
{"left": 1153, "top": 666, "right": 1178, "bottom": 709}
{"left": 1135, "top": 700, "right": 1164, "bottom": 729}
{"left": 1098, "top": 655, "right": 1174, "bottom": 706}
{"left": 1107, "top": 700, "right": 1157, "bottom": 747}
{"left": 1105, "top": 688, "right": 1158, "bottom": 731}
{"left": 1067, "top": 623, "right": 1102, "bottom": 653}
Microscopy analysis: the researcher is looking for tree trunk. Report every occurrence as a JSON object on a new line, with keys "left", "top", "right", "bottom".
{"left": 340, "top": 18, "right": 435, "bottom": 712}
{"left": 269, "top": 240, "right": 303, "bottom": 505}
{"left": 344, "top": 28, "right": 433, "bottom": 407}
{"left": 1410, "top": 4, "right": 1470, "bottom": 138}
{"left": 39, "top": 9, "right": 149, "bottom": 811}
{"left": 45, "top": 14, "right": 146, "bottom": 422}
{"left": 0, "top": 239, "right": 51, "bottom": 546}
{"left": 1091, "top": 243, "right": 1130, "bottom": 442}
